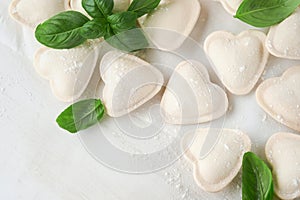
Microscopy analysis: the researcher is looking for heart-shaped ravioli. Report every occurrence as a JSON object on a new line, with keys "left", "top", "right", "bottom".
{"left": 266, "top": 132, "right": 300, "bottom": 199}
{"left": 266, "top": 8, "right": 300, "bottom": 60}
{"left": 34, "top": 39, "right": 101, "bottom": 102}
{"left": 100, "top": 51, "right": 164, "bottom": 117}
{"left": 68, "top": 0, "right": 88, "bottom": 17}
{"left": 256, "top": 66, "right": 300, "bottom": 132}
{"left": 160, "top": 60, "right": 228, "bottom": 125}
{"left": 204, "top": 30, "right": 269, "bottom": 95}
{"left": 140, "top": 0, "right": 200, "bottom": 50}
{"left": 9, "top": 0, "right": 69, "bottom": 28}
{"left": 217, "top": 0, "right": 243, "bottom": 15}
{"left": 184, "top": 128, "right": 251, "bottom": 192}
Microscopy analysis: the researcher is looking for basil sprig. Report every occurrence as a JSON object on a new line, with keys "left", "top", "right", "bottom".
{"left": 242, "top": 152, "right": 274, "bottom": 200}
{"left": 56, "top": 99, "right": 105, "bottom": 133}
{"left": 235, "top": 0, "right": 300, "bottom": 27}
{"left": 35, "top": 0, "right": 161, "bottom": 51}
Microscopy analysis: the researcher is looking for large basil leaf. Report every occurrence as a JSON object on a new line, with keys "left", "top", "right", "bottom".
{"left": 104, "top": 27, "right": 149, "bottom": 52}
{"left": 242, "top": 152, "right": 274, "bottom": 200}
{"left": 82, "top": 0, "right": 114, "bottom": 18}
{"left": 235, "top": 0, "right": 300, "bottom": 27}
{"left": 80, "top": 18, "right": 108, "bottom": 39}
{"left": 56, "top": 99, "right": 105, "bottom": 133}
{"left": 107, "top": 11, "right": 138, "bottom": 33}
{"left": 128, "top": 0, "right": 161, "bottom": 17}
{"left": 35, "top": 11, "right": 89, "bottom": 49}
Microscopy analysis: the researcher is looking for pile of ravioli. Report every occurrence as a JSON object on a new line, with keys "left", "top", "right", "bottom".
{"left": 9, "top": 0, "right": 300, "bottom": 199}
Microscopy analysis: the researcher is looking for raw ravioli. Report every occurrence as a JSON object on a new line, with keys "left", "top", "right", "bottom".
{"left": 34, "top": 39, "right": 101, "bottom": 102}
{"left": 217, "top": 0, "right": 243, "bottom": 15}
{"left": 184, "top": 128, "right": 251, "bottom": 192}
{"left": 9, "top": 0, "right": 68, "bottom": 28}
{"left": 140, "top": 0, "right": 200, "bottom": 50}
{"left": 266, "top": 132, "right": 300, "bottom": 199}
{"left": 256, "top": 66, "right": 300, "bottom": 132}
{"left": 266, "top": 8, "right": 300, "bottom": 60}
{"left": 100, "top": 51, "right": 164, "bottom": 117}
{"left": 204, "top": 30, "right": 269, "bottom": 95}
{"left": 161, "top": 60, "right": 228, "bottom": 125}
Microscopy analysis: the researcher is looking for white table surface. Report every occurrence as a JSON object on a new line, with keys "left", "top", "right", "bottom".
{"left": 1, "top": 0, "right": 300, "bottom": 199}
{"left": 0, "top": 41, "right": 179, "bottom": 200}
{"left": 0, "top": 1, "right": 174, "bottom": 199}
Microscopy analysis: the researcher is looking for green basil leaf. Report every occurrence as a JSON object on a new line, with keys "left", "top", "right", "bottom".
{"left": 105, "top": 11, "right": 148, "bottom": 51}
{"left": 105, "top": 27, "right": 149, "bottom": 52}
{"left": 35, "top": 11, "right": 89, "bottom": 49}
{"left": 80, "top": 18, "right": 108, "bottom": 39}
{"left": 242, "top": 152, "right": 274, "bottom": 200}
{"left": 235, "top": 0, "right": 300, "bottom": 27}
{"left": 82, "top": 0, "right": 114, "bottom": 18}
{"left": 128, "top": 0, "right": 161, "bottom": 17}
{"left": 107, "top": 11, "right": 138, "bottom": 33}
{"left": 56, "top": 99, "right": 105, "bottom": 133}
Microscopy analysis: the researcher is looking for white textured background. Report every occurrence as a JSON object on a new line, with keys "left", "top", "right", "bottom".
{"left": 1, "top": 0, "right": 300, "bottom": 199}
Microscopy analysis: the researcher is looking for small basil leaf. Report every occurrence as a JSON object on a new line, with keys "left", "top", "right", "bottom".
{"left": 128, "top": 0, "right": 161, "bottom": 17}
{"left": 107, "top": 11, "right": 138, "bottom": 33}
{"left": 56, "top": 99, "right": 105, "bottom": 133}
{"left": 35, "top": 11, "right": 89, "bottom": 49}
{"left": 80, "top": 18, "right": 108, "bottom": 39}
{"left": 104, "top": 27, "right": 149, "bottom": 52}
{"left": 82, "top": 0, "right": 114, "bottom": 18}
{"left": 242, "top": 152, "right": 274, "bottom": 200}
{"left": 235, "top": 0, "right": 300, "bottom": 27}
